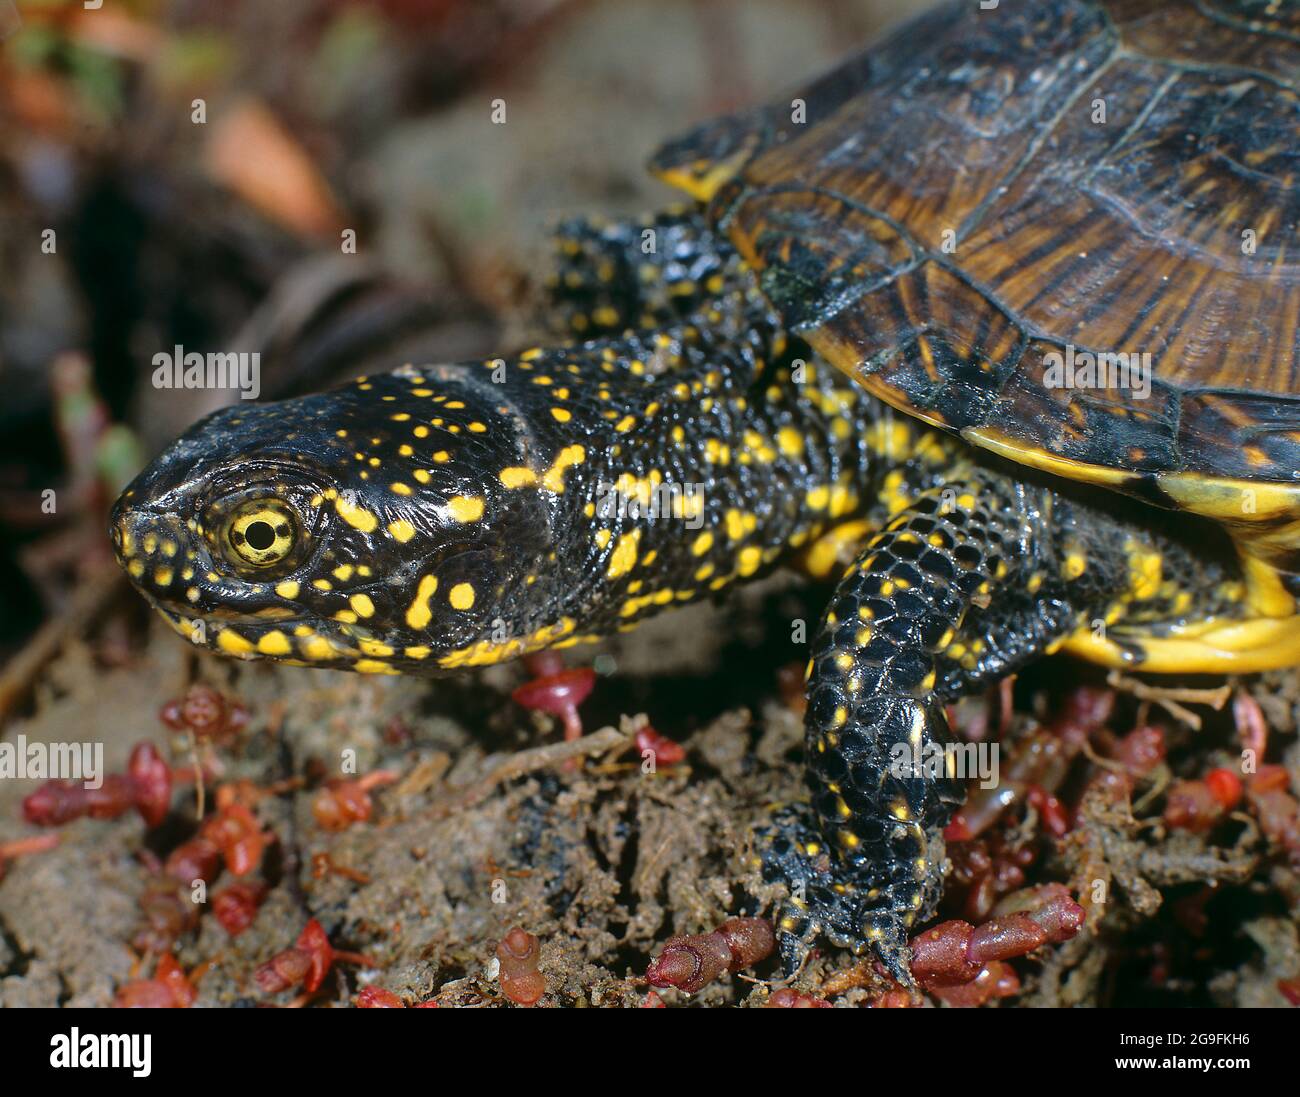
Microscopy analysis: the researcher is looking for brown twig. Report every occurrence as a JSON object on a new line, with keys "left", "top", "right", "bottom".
{"left": 1105, "top": 671, "right": 1231, "bottom": 730}
{"left": 428, "top": 725, "right": 631, "bottom": 819}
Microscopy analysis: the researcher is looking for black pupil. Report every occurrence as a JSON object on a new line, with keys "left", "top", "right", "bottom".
{"left": 245, "top": 520, "right": 277, "bottom": 551}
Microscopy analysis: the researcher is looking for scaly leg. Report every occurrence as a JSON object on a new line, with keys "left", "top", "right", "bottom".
{"left": 761, "top": 468, "right": 1133, "bottom": 981}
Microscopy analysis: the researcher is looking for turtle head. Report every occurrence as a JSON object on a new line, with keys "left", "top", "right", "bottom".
{"left": 110, "top": 368, "right": 572, "bottom": 674}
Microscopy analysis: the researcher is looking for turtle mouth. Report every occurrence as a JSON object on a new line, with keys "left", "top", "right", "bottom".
{"left": 127, "top": 540, "right": 497, "bottom": 669}
{"left": 139, "top": 591, "right": 397, "bottom": 667}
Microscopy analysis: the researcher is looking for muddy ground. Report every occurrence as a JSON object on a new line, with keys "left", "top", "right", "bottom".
{"left": 2, "top": 568, "right": 1299, "bottom": 1008}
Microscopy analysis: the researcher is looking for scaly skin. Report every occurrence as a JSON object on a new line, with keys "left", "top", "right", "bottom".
{"left": 111, "top": 213, "right": 1250, "bottom": 978}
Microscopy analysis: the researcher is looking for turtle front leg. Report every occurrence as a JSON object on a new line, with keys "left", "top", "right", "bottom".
{"left": 761, "top": 469, "right": 1124, "bottom": 983}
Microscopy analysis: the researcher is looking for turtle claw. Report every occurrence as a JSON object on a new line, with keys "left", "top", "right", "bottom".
{"left": 755, "top": 804, "right": 917, "bottom": 985}
{"left": 858, "top": 907, "right": 915, "bottom": 988}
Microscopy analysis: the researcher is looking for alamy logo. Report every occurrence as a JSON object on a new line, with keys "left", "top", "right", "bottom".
{"left": 152, "top": 345, "right": 261, "bottom": 400}
{"left": 50, "top": 1030, "right": 151, "bottom": 1077}
{"left": 595, "top": 479, "right": 706, "bottom": 530}
{"left": 889, "top": 739, "right": 1000, "bottom": 790}
{"left": 1043, "top": 344, "right": 1151, "bottom": 400}
{"left": 0, "top": 735, "right": 103, "bottom": 789}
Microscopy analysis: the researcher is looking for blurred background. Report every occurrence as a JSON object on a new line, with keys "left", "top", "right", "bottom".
{"left": 0, "top": 0, "right": 933, "bottom": 678}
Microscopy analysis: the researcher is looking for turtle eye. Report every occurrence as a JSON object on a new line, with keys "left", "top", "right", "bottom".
{"left": 226, "top": 500, "right": 297, "bottom": 567}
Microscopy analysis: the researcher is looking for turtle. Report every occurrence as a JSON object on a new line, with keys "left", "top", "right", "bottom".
{"left": 111, "top": 0, "right": 1300, "bottom": 983}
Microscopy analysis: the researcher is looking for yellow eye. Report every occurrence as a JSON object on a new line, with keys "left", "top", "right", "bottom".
{"left": 227, "top": 501, "right": 297, "bottom": 567}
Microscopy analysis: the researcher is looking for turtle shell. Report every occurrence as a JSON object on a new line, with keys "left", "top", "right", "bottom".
{"left": 656, "top": 0, "right": 1300, "bottom": 525}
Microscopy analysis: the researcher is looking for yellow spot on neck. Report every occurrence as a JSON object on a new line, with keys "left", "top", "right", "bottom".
{"left": 500, "top": 467, "right": 538, "bottom": 488}
{"left": 350, "top": 593, "right": 375, "bottom": 618}
{"left": 335, "top": 497, "right": 378, "bottom": 532}
{"left": 542, "top": 445, "right": 585, "bottom": 493}
{"left": 446, "top": 496, "right": 484, "bottom": 523}
{"left": 217, "top": 629, "right": 253, "bottom": 656}
{"left": 257, "top": 631, "right": 292, "bottom": 656}
{"left": 302, "top": 635, "right": 335, "bottom": 661}
{"left": 607, "top": 531, "right": 641, "bottom": 579}
{"left": 388, "top": 519, "right": 416, "bottom": 543}
{"left": 449, "top": 582, "right": 476, "bottom": 610}
{"left": 435, "top": 617, "right": 576, "bottom": 669}
{"left": 406, "top": 575, "right": 439, "bottom": 629}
